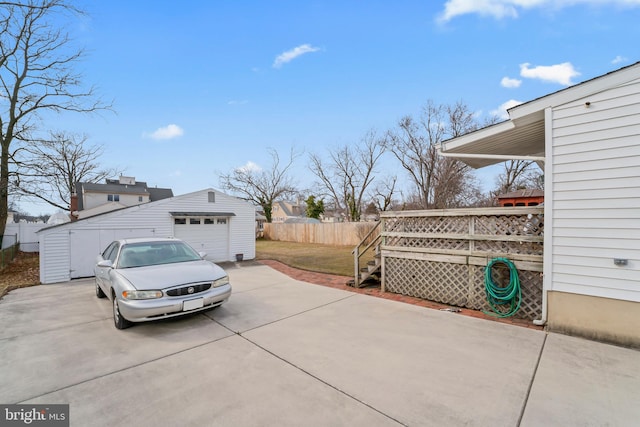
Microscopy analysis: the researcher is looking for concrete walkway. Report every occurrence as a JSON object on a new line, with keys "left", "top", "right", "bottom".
{"left": 0, "top": 263, "right": 638, "bottom": 426}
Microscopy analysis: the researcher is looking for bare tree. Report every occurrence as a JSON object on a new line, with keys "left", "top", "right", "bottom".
{"left": 386, "top": 100, "right": 482, "bottom": 209}
{"left": 496, "top": 160, "right": 534, "bottom": 194}
{"left": 372, "top": 175, "right": 397, "bottom": 212}
{"left": 0, "top": 1, "right": 108, "bottom": 244}
{"left": 219, "top": 148, "right": 299, "bottom": 223}
{"left": 309, "top": 130, "right": 385, "bottom": 222}
{"left": 12, "top": 132, "right": 122, "bottom": 211}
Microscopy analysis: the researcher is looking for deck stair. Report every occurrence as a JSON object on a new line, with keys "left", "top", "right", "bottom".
{"left": 347, "top": 221, "right": 382, "bottom": 288}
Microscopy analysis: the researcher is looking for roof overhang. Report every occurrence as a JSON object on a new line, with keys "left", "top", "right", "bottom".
{"left": 439, "top": 61, "right": 640, "bottom": 169}
{"left": 169, "top": 212, "right": 236, "bottom": 217}
{"left": 439, "top": 111, "right": 545, "bottom": 169}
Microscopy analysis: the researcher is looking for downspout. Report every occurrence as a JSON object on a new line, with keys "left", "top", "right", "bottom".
{"left": 533, "top": 106, "right": 553, "bottom": 326}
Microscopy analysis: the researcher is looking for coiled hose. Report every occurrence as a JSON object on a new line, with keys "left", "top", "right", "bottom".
{"left": 483, "top": 257, "right": 521, "bottom": 318}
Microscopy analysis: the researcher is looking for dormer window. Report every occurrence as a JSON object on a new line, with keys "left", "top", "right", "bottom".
{"left": 108, "top": 194, "right": 120, "bottom": 202}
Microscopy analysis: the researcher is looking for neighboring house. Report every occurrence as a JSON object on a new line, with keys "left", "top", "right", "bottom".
{"left": 256, "top": 211, "right": 266, "bottom": 238}
{"left": 497, "top": 189, "right": 544, "bottom": 207}
{"left": 271, "top": 200, "right": 306, "bottom": 223}
{"left": 37, "top": 189, "right": 256, "bottom": 284}
{"left": 439, "top": 62, "right": 640, "bottom": 346}
{"left": 72, "top": 175, "right": 173, "bottom": 219}
{"left": 319, "top": 210, "right": 345, "bottom": 223}
{"left": 6, "top": 211, "right": 14, "bottom": 225}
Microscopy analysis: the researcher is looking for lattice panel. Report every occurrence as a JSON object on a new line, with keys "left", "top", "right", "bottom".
{"left": 383, "top": 212, "right": 544, "bottom": 255}
{"left": 474, "top": 240, "right": 543, "bottom": 256}
{"left": 385, "top": 237, "right": 469, "bottom": 251}
{"left": 385, "top": 257, "right": 469, "bottom": 306}
{"left": 384, "top": 216, "right": 468, "bottom": 234}
{"left": 385, "top": 258, "right": 542, "bottom": 320}
{"left": 474, "top": 214, "right": 543, "bottom": 236}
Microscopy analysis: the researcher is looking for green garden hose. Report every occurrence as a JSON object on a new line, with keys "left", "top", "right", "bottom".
{"left": 483, "top": 257, "right": 521, "bottom": 318}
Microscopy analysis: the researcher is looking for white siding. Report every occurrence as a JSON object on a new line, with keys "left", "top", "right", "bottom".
{"left": 38, "top": 189, "right": 256, "bottom": 283}
{"left": 84, "top": 192, "right": 149, "bottom": 210}
{"left": 550, "top": 78, "right": 640, "bottom": 302}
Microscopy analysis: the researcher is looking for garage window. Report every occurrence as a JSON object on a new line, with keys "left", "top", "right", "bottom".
{"left": 174, "top": 218, "right": 186, "bottom": 225}
{"left": 204, "top": 218, "right": 215, "bottom": 224}
{"left": 217, "top": 218, "right": 227, "bottom": 225}
{"left": 190, "top": 218, "right": 201, "bottom": 224}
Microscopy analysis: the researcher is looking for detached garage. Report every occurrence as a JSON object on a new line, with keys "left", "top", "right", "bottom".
{"left": 37, "top": 189, "right": 256, "bottom": 284}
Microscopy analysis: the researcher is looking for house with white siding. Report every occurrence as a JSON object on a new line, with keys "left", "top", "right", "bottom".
{"left": 72, "top": 175, "right": 173, "bottom": 219}
{"left": 37, "top": 189, "right": 256, "bottom": 284}
{"left": 439, "top": 62, "right": 640, "bottom": 347}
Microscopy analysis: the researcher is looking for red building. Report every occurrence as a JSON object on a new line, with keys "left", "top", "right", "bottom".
{"left": 498, "top": 189, "right": 544, "bottom": 207}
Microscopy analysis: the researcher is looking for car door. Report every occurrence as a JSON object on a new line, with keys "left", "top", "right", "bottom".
{"left": 96, "top": 242, "right": 119, "bottom": 290}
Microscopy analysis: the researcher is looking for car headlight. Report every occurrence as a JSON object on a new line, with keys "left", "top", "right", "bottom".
{"left": 122, "top": 290, "right": 163, "bottom": 300}
{"left": 212, "top": 275, "right": 229, "bottom": 288}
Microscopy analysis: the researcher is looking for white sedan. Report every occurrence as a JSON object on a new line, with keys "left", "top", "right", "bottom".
{"left": 95, "top": 237, "right": 231, "bottom": 329}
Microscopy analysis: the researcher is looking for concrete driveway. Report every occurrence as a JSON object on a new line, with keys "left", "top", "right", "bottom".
{"left": 1, "top": 263, "right": 639, "bottom": 426}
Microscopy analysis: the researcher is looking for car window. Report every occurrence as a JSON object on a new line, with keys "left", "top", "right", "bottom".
{"left": 102, "top": 242, "right": 119, "bottom": 262}
{"left": 118, "top": 241, "right": 201, "bottom": 268}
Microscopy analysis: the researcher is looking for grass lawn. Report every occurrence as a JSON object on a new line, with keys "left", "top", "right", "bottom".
{"left": 256, "top": 239, "right": 357, "bottom": 277}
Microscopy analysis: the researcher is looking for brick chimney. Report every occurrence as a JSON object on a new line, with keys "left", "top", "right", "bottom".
{"left": 70, "top": 193, "right": 79, "bottom": 221}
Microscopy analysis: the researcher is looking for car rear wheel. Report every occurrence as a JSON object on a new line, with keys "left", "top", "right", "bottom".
{"left": 96, "top": 280, "right": 106, "bottom": 298}
{"left": 112, "top": 293, "right": 132, "bottom": 330}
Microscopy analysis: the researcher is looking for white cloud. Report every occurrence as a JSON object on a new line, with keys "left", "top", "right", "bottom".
{"left": 519, "top": 62, "right": 580, "bottom": 85}
{"left": 611, "top": 55, "right": 628, "bottom": 64}
{"left": 237, "top": 161, "right": 262, "bottom": 173}
{"left": 437, "top": 0, "right": 640, "bottom": 23}
{"left": 438, "top": 0, "right": 525, "bottom": 22}
{"left": 273, "top": 44, "right": 321, "bottom": 68}
{"left": 501, "top": 76, "right": 522, "bottom": 88}
{"left": 490, "top": 99, "right": 523, "bottom": 120}
{"left": 146, "top": 124, "right": 184, "bottom": 140}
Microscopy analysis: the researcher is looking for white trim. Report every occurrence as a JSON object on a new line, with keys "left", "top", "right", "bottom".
{"left": 437, "top": 148, "right": 545, "bottom": 162}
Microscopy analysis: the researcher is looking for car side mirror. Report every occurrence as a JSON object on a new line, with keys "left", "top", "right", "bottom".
{"left": 97, "top": 259, "right": 113, "bottom": 268}
{"left": 198, "top": 252, "right": 207, "bottom": 259}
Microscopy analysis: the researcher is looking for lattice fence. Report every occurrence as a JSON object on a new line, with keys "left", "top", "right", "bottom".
{"left": 380, "top": 207, "right": 544, "bottom": 321}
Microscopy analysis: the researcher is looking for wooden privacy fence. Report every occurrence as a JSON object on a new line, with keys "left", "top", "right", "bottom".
{"left": 263, "top": 222, "right": 377, "bottom": 246}
{"left": 380, "top": 207, "right": 544, "bottom": 320}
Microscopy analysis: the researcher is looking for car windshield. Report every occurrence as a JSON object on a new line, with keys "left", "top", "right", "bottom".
{"left": 118, "top": 241, "right": 202, "bottom": 268}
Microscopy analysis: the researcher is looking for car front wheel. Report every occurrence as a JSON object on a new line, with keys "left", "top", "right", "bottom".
{"left": 96, "top": 280, "right": 106, "bottom": 298}
{"left": 112, "top": 294, "right": 132, "bottom": 330}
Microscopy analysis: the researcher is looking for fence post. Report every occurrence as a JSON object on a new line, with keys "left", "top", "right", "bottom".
{"left": 353, "top": 245, "right": 360, "bottom": 288}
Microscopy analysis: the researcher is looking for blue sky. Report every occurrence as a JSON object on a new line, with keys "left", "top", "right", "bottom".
{"left": 21, "top": 0, "right": 640, "bottom": 214}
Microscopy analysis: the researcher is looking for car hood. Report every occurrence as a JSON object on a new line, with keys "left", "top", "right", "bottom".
{"left": 116, "top": 260, "right": 227, "bottom": 290}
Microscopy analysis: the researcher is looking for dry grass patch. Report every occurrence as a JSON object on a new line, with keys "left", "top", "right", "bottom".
{"left": 0, "top": 252, "right": 40, "bottom": 299}
{"left": 256, "top": 239, "right": 356, "bottom": 277}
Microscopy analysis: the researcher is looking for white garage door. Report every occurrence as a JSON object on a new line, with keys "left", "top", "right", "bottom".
{"left": 173, "top": 217, "right": 230, "bottom": 262}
